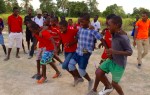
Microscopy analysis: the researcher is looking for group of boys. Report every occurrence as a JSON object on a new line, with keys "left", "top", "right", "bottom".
{"left": 2, "top": 6, "right": 150, "bottom": 95}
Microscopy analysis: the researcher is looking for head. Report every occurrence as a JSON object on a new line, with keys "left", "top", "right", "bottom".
{"left": 13, "top": 7, "right": 19, "bottom": 16}
{"left": 27, "top": 21, "right": 40, "bottom": 34}
{"left": 50, "top": 17, "right": 57, "bottom": 26}
{"left": 141, "top": 12, "right": 148, "bottom": 22}
{"left": 60, "top": 16, "right": 66, "bottom": 21}
{"left": 68, "top": 19, "right": 73, "bottom": 25}
{"left": 136, "top": 15, "right": 139, "bottom": 21}
{"left": 80, "top": 13, "right": 90, "bottom": 28}
{"left": 27, "top": 8, "right": 32, "bottom": 15}
{"left": 49, "top": 12, "right": 54, "bottom": 18}
{"left": 108, "top": 16, "right": 122, "bottom": 34}
{"left": 36, "top": 9, "right": 42, "bottom": 18}
{"left": 59, "top": 21, "right": 68, "bottom": 33}
{"left": 43, "top": 11, "right": 48, "bottom": 19}
{"left": 94, "top": 15, "right": 98, "bottom": 22}
{"left": 77, "top": 17, "right": 81, "bottom": 24}
{"left": 44, "top": 18, "right": 50, "bottom": 26}
{"left": 106, "top": 14, "right": 116, "bottom": 26}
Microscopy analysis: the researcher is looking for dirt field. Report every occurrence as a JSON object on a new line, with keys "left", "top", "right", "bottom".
{"left": 0, "top": 32, "right": 150, "bottom": 95}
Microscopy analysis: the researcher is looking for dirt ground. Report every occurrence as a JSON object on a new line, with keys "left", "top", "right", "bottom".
{"left": 0, "top": 32, "right": 150, "bottom": 95}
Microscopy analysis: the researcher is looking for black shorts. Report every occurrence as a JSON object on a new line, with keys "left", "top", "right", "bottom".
{"left": 26, "top": 28, "right": 33, "bottom": 42}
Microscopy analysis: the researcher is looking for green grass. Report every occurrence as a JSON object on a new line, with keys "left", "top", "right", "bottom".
{"left": 0, "top": 13, "right": 134, "bottom": 31}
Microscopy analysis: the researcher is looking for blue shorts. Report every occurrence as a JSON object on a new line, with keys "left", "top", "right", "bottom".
{"left": 62, "top": 52, "right": 75, "bottom": 70}
{"left": 40, "top": 51, "right": 54, "bottom": 65}
{"left": 71, "top": 52, "right": 91, "bottom": 70}
{"left": 0, "top": 34, "right": 4, "bottom": 45}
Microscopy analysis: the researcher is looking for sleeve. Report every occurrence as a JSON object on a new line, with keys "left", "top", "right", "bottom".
{"left": 92, "top": 30, "right": 102, "bottom": 40}
{"left": 98, "top": 22, "right": 101, "bottom": 29}
{"left": 120, "top": 36, "right": 133, "bottom": 54}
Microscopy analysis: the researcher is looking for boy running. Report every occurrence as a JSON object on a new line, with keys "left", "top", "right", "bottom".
{"left": 0, "top": 18, "right": 7, "bottom": 55}
{"left": 87, "top": 16, "right": 133, "bottom": 95}
{"left": 28, "top": 21, "right": 59, "bottom": 83}
{"left": 59, "top": 21, "right": 83, "bottom": 86}
{"left": 68, "top": 13, "right": 108, "bottom": 91}
{"left": 99, "top": 14, "right": 116, "bottom": 64}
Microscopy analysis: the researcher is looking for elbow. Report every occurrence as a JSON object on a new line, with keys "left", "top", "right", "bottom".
{"left": 127, "top": 51, "right": 133, "bottom": 56}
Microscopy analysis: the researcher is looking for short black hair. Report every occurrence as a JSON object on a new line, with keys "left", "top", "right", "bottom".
{"left": 80, "top": 13, "right": 90, "bottom": 21}
{"left": 142, "top": 11, "right": 149, "bottom": 16}
{"left": 59, "top": 20, "right": 68, "bottom": 27}
{"left": 13, "top": 7, "right": 19, "bottom": 11}
{"left": 28, "top": 21, "right": 40, "bottom": 30}
{"left": 106, "top": 14, "right": 116, "bottom": 20}
{"left": 111, "top": 16, "right": 122, "bottom": 28}
{"left": 68, "top": 19, "right": 73, "bottom": 21}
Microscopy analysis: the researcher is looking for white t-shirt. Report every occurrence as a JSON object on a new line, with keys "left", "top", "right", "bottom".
{"left": 32, "top": 16, "right": 45, "bottom": 27}
{"left": 91, "top": 20, "right": 101, "bottom": 31}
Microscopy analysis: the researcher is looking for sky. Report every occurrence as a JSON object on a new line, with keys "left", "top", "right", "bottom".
{"left": 17, "top": 0, "right": 150, "bottom": 14}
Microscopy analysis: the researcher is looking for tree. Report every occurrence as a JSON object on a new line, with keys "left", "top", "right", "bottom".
{"left": 56, "top": 0, "right": 69, "bottom": 14}
{"left": 67, "top": 1, "right": 88, "bottom": 17}
{"left": 0, "top": 0, "right": 6, "bottom": 13}
{"left": 102, "top": 4, "right": 126, "bottom": 18}
{"left": 132, "top": 7, "right": 150, "bottom": 17}
{"left": 21, "top": 0, "right": 33, "bottom": 11}
{"left": 87, "top": 0, "right": 100, "bottom": 16}
{"left": 39, "top": 0, "right": 56, "bottom": 13}
{"left": 5, "top": 0, "right": 20, "bottom": 13}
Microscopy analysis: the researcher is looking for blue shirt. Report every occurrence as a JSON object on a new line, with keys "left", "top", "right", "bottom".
{"left": 76, "top": 28, "right": 102, "bottom": 56}
{"left": 0, "top": 18, "right": 4, "bottom": 34}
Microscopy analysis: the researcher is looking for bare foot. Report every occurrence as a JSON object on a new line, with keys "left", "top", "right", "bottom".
{"left": 4, "top": 57, "right": 9, "bottom": 61}
{"left": 16, "top": 55, "right": 20, "bottom": 58}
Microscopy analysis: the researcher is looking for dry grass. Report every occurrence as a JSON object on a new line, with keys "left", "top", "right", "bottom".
{"left": 0, "top": 31, "right": 150, "bottom": 95}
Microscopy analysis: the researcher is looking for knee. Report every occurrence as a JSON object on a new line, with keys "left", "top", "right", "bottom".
{"left": 62, "top": 63, "right": 68, "bottom": 70}
{"left": 95, "top": 68, "right": 104, "bottom": 77}
{"left": 68, "top": 60, "right": 76, "bottom": 71}
{"left": 79, "top": 68, "right": 86, "bottom": 77}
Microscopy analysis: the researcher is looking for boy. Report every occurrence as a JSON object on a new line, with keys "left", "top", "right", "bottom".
{"left": 0, "top": 18, "right": 7, "bottom": 55}
{"left": 99, "top": 14, "right": 116, "bottom": 64}
{"left": 68, "top": 13, "right": 108, "bottom": 91}
{"left": 68, "top": 19, "right": 74, "bottom": 29}
{"left": 87, "top": 16, "right": 133, "bottom": 95}
{"left": 59, "top": 21, "right": 83, "bottom": 86}
{"left": 28, "top": 21, "right": 59, "bottom": 83}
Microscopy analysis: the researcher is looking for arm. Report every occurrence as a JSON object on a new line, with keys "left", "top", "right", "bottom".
{"left": 65, "top": 39, "right": 77, "bottom": 48}
{"left": 0, "top": 20, "right": 4, "bottom": 32}
{"left": 50, "top": 37, "right": 57, "bottom": 53}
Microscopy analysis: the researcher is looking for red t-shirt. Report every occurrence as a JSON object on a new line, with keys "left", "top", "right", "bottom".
{"left": 7, "top": 14, "right": 23, "bottom": 32}
{"left": 60, "top": 29, "right": 78, "bottom": 52}
{"left": 48, "top": 26, "right": 61, "bottom": 46}
{"left": 101, "top": 29, "right": 112, "bottom": 59}
{"left": 41, "top": 30, "right": 54, "bottom": 51}
{"left": 34, "top": 34, "right": 45, "bottom": 48}
{"left": 68, "top": 25, "right": 74, "bottom": 30}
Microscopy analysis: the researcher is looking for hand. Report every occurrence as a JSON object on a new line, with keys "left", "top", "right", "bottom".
{"left": 133, "top": 41, "right": 136, "bottom": 47}
{"left": 106, "top": 48, "right": 117, "bottom": 55}
{"left": 39, "top": 32, "right": 42, "bottom": 37}
{"left": 98, "top": 43, "right": 103, "bottom": 49}
{"left": 54, "top": 48, "right": 58, "bottom": 55}
{"left": 64, "top": 43, "right": 70, "bottom": 48}
{"left": 89, "top": 25, "right": 95, "bottom": 30}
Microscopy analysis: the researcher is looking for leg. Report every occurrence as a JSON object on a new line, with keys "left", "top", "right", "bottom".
{"left": 53, "top": 54, "right": 63, "bottom": 63}
{"left": 142, "top": 39, "right": 149, "bottom": 58}
{"left": 136, "top": 39, "right": 143, "bottom": 64}
{"left": 27, "top": 41, "right": 30, "bottom": 51}
{"left": 4, "top": 48, "right": 12, "bottom": 61}
{"left": 2, "top": 45, "right": 7, "bottom": 55}
{"left": 42, "top": 65, "right": 46, "bottom": 78}
{"left": 49, "top": 61, "right": 60, "bottom": 74}
{"left": 22, "top": 39, "right": 27, "bottom": 54}
{"left": 29, "top": 37, "right": 37, "bottom": 58}
{"left": 93, "top": 68, "right": 112, "bottom": 92}
{"left": 16, "top": 48, "right": 20, "bottom": 58}
{"left": 112, "top": 81, "right": 124, "bottom": 95}
{"left": 37, "top": 60, "right": 41, "bottom": 75}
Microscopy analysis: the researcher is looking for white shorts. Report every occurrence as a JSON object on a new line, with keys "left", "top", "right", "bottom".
{"left": 8, "top": 32, "right": 23, "bottom": 48}
{"left": 36, "top": 48, "right": 46, "bottom": 60}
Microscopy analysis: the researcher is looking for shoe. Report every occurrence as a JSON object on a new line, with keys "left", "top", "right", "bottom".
{"left": 88, "top": 79, "right": 94, "bottom": 91}
{"left": 52, "top": 73, "right": 62, "bottom": 78}
{"left": 73, "top": 78, "right": 84, "bottom": 86}
{"left": 87, "top": 90, "right": 98, "bottom": 95}
{"left": 137, "top": 64, "right": 141, "bottom": 69}
{"left": 98, "top": 87, "right": 113, "bottom": 95}
{"left": 37, "top": 77, "right": 47, "bottom": 84}
{"left": 28, "top": 56, "right": 33, "bottom": 59}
